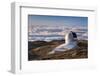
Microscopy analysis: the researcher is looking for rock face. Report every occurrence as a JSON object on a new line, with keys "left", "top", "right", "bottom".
{"left": 28, "top": 40, "right": 88, "bottom": 61}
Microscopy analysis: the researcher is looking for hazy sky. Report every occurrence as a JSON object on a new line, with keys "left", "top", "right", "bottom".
{"left": 28, "top": 15, "right": 88, "bottom": 27}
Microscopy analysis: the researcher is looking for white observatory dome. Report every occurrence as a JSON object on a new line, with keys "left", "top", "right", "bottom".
{"left": 48, "top": 31, "right": 78, "bottom": 54}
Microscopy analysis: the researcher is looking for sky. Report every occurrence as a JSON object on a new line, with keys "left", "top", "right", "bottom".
{"left": 28, "top": 15, "right": 88, "bottom": 27}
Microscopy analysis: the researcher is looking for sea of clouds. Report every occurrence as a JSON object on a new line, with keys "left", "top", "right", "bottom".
{"left": 28, "top": 25, "right": 88, "bottom": 42}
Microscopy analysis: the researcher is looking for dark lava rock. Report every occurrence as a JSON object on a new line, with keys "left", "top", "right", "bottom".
{"left": 28, "top": 41, "right": 48, "bottom": 50}
{"left": 28, "top": 40, "right": 88, "bottom": 61}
